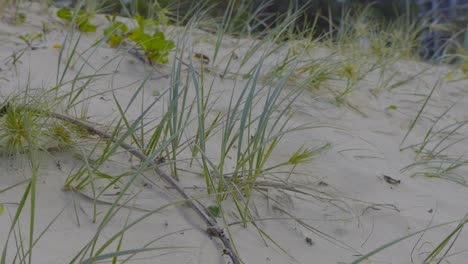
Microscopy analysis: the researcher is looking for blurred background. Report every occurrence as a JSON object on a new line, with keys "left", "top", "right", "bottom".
{"left": 51, "top": 0, "right": 468, "bottom": 62}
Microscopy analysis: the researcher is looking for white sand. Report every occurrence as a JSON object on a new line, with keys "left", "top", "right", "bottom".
{"left": 1, "top": 3, "right": 468, "bottom": 264}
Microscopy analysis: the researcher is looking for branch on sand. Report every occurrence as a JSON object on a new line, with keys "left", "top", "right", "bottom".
{"left": 51, "top": 112, "right": 241, "bottom": 264}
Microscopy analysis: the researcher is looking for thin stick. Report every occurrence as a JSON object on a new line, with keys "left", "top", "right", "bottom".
{"left": 50, "top": 112, "right": 241, "bottom": 264}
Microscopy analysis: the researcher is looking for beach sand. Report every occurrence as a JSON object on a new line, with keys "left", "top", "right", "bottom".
{"left": 1, "top": 3, "right": 468, "bottom": 264}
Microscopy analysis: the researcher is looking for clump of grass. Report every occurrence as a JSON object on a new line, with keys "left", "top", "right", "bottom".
{"left": 187, "top": 25, "right": 325, "bottom": 240}
{"left": 302, "top": 3, "right": 430, "bottom": 101}
{"left": 0, "top": 100, "right": 44, "bottom": 154}
{"left": 325, "top": 4, "right": 424, "bottom": 60}
{"left": 294, "top": 63, "right": 332, "bottom": 91}
{"left": 0, "top": 94, "right": 62, "bottom": 264}
{"left": 399, "top": 78, "right": 468, "bottom": 185}
{"left": 0, "top": 96, "right": 83, "bottom": 155}
{"left": 50, "top": 121, "right": 75, "bottom": 150}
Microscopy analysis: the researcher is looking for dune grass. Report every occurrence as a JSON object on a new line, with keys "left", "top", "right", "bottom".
{"left": 0, "top": 0, "right": 468, "bottom": 263}
{"left": 0, "top": 1, "right": 316, "bottom": 263}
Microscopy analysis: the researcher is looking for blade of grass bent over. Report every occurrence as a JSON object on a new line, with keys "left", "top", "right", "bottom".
{"left": 350, "top": 219, "right": 465, "bottom": 264}
{"left": 400, "top": 78, "right": 440, "bottom": 149}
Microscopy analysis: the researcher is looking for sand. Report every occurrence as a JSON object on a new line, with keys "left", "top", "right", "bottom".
{"left": 1, "top": 3, "right": 468, "bottom": 264}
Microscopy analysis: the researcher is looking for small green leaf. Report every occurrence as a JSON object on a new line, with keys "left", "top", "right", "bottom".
{"left": 103, "top": 19, "right": 128, "bottom": 47}
{"left": 148, "top": 19, "right": 159, "bottom": 26}
{"left": 105, "top": 13, "right": 118, "bottom": 23}
{"left": 57, "top": 8, "right": 72, "bottom": 21}
{"left": 109, "top": 35, "right": 123, "bottom": 47}
{"left": 159, "top": 56, "right": 168, "bottom": 64}
{"left": 95, "top": 171, "right": 114, "bottom": 180}
{"left": 207, "top": 205, "right": 220, "bottom": 218}
{"left": 19, "top": 33, "right": 42, "bottom": 44}
{"left": 167, "top": 40, "right": 175, "bottom": 49}
{"left": 104, "top": 21, "right": 128, "bottom": 36}
{"left": 79, "top": 21, "right": 96, "bottom": 32}
{"left": 114, "top": 21, "right": 128, "bottom": 33}
{"left": 388, "top": 105, "right": 398, "bottom": 110}
{"left": 0, "top": 204, "right": 3, "bottom": 215}
{"left": 15, "top": 12, "right": 26, "bottom": 26}
{"left": 134, "top": 14, "right": 145, "bottom": 29}
{"left": 128, "top": 28, "right": 144, "bottom": 42}
{"left": 57, "top": 8, "right": 95, "bottom": 32}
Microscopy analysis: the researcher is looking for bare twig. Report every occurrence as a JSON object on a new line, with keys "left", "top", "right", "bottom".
{"left": 50, "top": 112, "right": 241, "bottom": 264}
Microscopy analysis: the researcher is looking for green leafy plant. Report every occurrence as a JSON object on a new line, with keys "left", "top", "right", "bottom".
{"left": 127, "top": 14, "right": 174, "bottom": 64}
{"left": 19, "top": 33, "right": 42, "bottom": 49}
{"left": 103, "top": 13, "right": 128, "bottom": 48}
{"left": 56, "top": 8, "right": 96, "bottom": 33}
{"left": 13, "top": 12, "right": 26, "bottom": 26}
